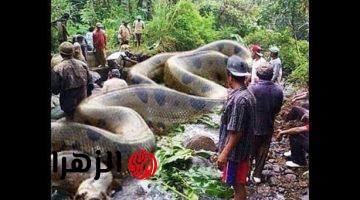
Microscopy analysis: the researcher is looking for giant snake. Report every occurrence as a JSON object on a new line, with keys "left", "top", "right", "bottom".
{"left": 51, "top": 40, "right": 252, "bottom": 198}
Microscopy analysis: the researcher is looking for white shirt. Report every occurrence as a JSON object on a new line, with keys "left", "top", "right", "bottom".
{"left": 134, "top": 20, "right": 145, "bottom": 34}
{"left": 85, "top": 32, "right": 93, "bottom": 49}
{"left": 102, "top": 78, "right": 128, "bottom": 93}
{"left": 250, "top": 57, "right": 267, "bottom": 84}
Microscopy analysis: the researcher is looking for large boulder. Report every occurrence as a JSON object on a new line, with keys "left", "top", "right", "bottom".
{"left": 183, "top": 134, "right": 217, "bottom": 152}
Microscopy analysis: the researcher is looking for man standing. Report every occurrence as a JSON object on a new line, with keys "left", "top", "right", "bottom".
{"left": 55, "top": 14, "right": 70, "bottom": 44}
{"left": 118, "top": 21, "right": 131, "bottom": 46}
{"left": 134, "top": 16, "right": 145, "bottom": 47}
{"left": 248, "top": 64, "right": 283, "bottom": 183}
{"left": 250, "top": 45, "right": 266, "bottom": 84}
{"left": 269, "top": 46, "right": 282, "bottom": 83}
{"left": 93, "top": 22, "right": 107, "bottom": 67}
{"left": 217, "top": 55, "right": 256, "bottom": 200}
{"left": 51, "top": 42, "right": 93, "bottom": 120}
{"left": 85, "top": 27, "right": 94, "bottom": 51}
{"left": 102, "top": 69, "right": 128, "bottom": 93}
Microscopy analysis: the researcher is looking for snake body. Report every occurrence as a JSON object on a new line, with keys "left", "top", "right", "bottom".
{"left": 51, "top": 40, "right": 251, "bottom": 195}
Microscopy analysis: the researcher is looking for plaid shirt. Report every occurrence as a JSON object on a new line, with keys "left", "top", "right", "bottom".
{"left": 218, "top": 86, "right": 256, "bottom": 163}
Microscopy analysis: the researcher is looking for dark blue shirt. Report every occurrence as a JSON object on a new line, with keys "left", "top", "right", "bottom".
{"left": 249, "top": 80, "right": 283, "bottom": 136}
{"left": 218, "top": 86, "right": 256, "bottom": 163}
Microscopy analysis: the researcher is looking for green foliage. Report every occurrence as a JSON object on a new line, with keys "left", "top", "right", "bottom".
{"left": 51, "top": 0, "right": 308, "bottom": 84}
{"left": 197, "top": 114, "right": 219, "bottom": 129}
{"left": 153, "top": 124, "right": 233, "bottom": 199}
{"left": 258, "top": 0, "right": 309, "bottom": 40}
{"left": 244, "top": 28, "right": 308, "bottom": 86}
{"left": 51, "top": 0, "right": 78, "bottom": 52}
{"left": 145, "top": 0, "right": 220, "bottom": 52}
{"left": 179, "top": 167, "right": 234, "bottom": 198}
{"left": 199, "top": 0, "right": 260, "bottom": 36}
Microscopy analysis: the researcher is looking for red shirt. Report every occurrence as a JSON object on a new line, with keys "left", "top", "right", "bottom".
{"left": 93, "top": 30, "right": 107, "bottom": 49}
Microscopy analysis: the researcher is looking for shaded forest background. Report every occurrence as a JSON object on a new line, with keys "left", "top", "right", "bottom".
{"left": 51, "top": 0, "right": 309, "bottom": 86}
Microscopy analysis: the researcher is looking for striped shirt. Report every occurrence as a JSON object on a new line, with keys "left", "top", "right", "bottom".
{"left": 218, "top": 86, "right": 256, "bottom": 163}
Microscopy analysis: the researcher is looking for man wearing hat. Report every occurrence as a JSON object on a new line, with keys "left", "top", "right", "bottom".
{"left": 216, "top": 55, "right": 256, "bottom": 200}
{"left": 269, "top": 46, "right": 282, "bottom": 83}
{"left": 248, "top": 63, "right": 283, "bottom": 183}
{"left": 102, "top": 69, "right": 128, "bottom": 93}
{"left": 51, "top": 42, "right": 93, "bottom": 120}
{"left": 250, "top": 44, "right": 267, "bottom": 84}
{"left": 133, "top": 16, "right": 145, "bottom": 47}
{"left": 52, "top": 13, "right": 70, "bottom": 44}
{"left": 118, "top": 20, "right": 132, "bottom": 46}
{"left": 93, "top": 22, "right": 107, "bottom": 67}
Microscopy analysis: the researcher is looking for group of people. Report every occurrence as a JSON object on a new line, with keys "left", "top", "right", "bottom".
{"left": 51, "top": 19, "right": 309, "bottom": 199}
{"left": 53, "top": 14, "right": 145, "bottom": 68}
{"left": 215, "top": 46, "right": 309, "bottom": 200}
{"left": 118, "top": 16, "right": 145, "bottom": 47}
{"left": 51, "top": 40, "right": 130, "bottom": 121}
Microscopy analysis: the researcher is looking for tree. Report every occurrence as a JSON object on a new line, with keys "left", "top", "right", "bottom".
{"left": 199, "top": 0, "right": 260, "bottom": 36}
{"left": 258, "top": 0, "right": 309, "bottom": 40}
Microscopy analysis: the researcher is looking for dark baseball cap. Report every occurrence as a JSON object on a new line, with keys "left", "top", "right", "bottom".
{"left": 226, "top": 55, "right": 251, "bottom": 77}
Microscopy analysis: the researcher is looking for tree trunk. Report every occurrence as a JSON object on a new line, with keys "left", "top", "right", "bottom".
{"left": 218, "top": 0, "right": 229, "bottom": 25}
{"left": 146, "top": 0, "right": 152, "bottom": 20}
{"left": 128, "top": 0, "right": 132, "bottom": 15}
{"left": 138, "top": 0, "right": 143, "bottom": 8}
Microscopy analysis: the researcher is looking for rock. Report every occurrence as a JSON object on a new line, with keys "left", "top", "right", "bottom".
{"left": 302, "top": 194, "right": 309, "bottom": 200}
{"left": 262, "top": 170, "right": 272, "bottom": 177}
{"left": 51, "top": 95, "right": 60, "bottom": 108}
{"left": 264, "top": 164, "right": 272, "bottom": 170}
{"left": 51, "top": 105, "right": 65, "bottom": 120}
{"left": 277, "top": 187, "right": 285, "bottom": 193}
{"left": 269, "top": 177, "right": 278, "bottom": 186}
{"left": 299, "top": 181, "right": 308, "bottom": 188}
{"left": 135, "top": 186, "right": 146, "bottom": 195}
{"left": 183, "top": 135, "right": 217, "bottom": 152}
{"left": 284, "top": 169, "right": 294, "bottom": 174}
{"left": 273, "top": 165, "right": 281, "bottom": 173}
{"left": 51, "top": 188, "right": 72, "bottom": 200}
{"left": 302, "top": 188, "right": 309, "bottom": 195}
{"left": 283, "top": 83, "right": 296, "bottom": 98}
{"left": 285, "top": 174, "right": 297, "bottom": 182}
{"left": 302, "top": 170, "right": 309, "bottom": 179}
{"left": 257, "top": 186, "right": 271, "bottom": 194}
{"left": 191, "top": 156, "right": 212, "bottom": 167}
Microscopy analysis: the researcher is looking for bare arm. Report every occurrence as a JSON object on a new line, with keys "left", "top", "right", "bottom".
{"left": 217, "top": 132, "right": 242, "bottom": 168}
{"left": 292, "top": 92, "right": 308, "bottom": 102}
{"left": 221, "top": 132, "right": 242, "bottom": 156}
{"left": 279, "top": 126, "right": 308, "bottom": 135}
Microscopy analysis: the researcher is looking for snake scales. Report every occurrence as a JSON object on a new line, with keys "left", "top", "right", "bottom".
{"left": 51, "top": 40, "right": 251, "bottom": 197}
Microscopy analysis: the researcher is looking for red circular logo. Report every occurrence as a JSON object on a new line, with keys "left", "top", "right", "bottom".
{"left": 128, "top": 149, "right": 157, "bottom": 179}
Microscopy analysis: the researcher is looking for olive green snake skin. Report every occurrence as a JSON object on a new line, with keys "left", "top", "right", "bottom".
{"left": 51, "top": 40, "right": 251, "bottom": 195}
